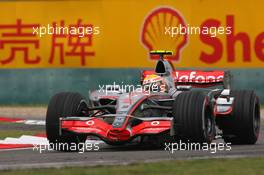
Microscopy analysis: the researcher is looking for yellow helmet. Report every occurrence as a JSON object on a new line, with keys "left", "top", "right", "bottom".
{"left": 142, "top": 74, "right": 167, "bottom": 92}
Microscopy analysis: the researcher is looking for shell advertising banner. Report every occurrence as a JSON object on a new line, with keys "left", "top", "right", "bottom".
{"left": 0, "top": 0, "right": 264, "bottom": 68}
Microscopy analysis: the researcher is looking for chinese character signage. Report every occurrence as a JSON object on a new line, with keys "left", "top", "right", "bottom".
{"left": 0, "top": 0, "right": 264, "bottom": 68}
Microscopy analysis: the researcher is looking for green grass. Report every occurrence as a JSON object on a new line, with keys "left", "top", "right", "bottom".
{"left": 1, "top": 157, "right": 264, "bottom": 175}
{"left": 0, "top": 122, "right": 43, "bottom": 139}
{"left": 0, "top": 104, "right": 47, "bottom": 107}
{"left": 0, "top": 122, "right": 27, "bottom": 126}
{"left": 0, "top": 121, "right": 42, "bottom": 128}
{"left": 0, "top": 130, "right": 40, "bottom": 139}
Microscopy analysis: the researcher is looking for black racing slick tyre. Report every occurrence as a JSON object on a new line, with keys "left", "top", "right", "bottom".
{"left": 220, "top": 90, "right": 260, "bottom": 145}
{"left": 46, "top": 92, "right": 88, "bottom": 151}
{"left": 172, "top": 91, "right": 215, "bottom": 143}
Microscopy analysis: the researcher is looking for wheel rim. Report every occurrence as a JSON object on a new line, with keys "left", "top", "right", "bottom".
{"left": 76, "top": 99, "right": 89, "bottom": 116}
{"left": 205, "top": 109, "right": 213, "bottom": 135}
{"left": 253, "top": 102, "right": 260, "bottom": 137}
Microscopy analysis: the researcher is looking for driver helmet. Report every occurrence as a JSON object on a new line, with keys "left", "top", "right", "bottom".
{"left": 142, "top": 74, "right": 168, "bottom": 92}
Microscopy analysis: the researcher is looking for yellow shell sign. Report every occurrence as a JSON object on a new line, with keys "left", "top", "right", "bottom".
{"left": 141, "top": 7, "right": 188, "bottom": 61}
{"left": 0, "top": 0, "right": 264, "bottom": 68}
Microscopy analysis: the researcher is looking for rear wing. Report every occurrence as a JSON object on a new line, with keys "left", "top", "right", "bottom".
{"left": 141, "top": 70, "right": 231, "bottom": 88}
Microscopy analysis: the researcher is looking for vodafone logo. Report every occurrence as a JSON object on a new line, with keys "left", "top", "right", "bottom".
{"left": 141, "top": 7, "right": 188, "bottom": 61}
{"left": 175, "top": 71, "right": 224, "bottom": 83}
{"left": 86, "top": 120, "right": 95, "bottom": 126}
{"left": 151, "top": 121, "right": 160, "bottom": 126}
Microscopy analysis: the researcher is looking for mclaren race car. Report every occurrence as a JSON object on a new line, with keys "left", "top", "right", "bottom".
{"left": 46, "top": 50, "right": 260, "bottom": 151}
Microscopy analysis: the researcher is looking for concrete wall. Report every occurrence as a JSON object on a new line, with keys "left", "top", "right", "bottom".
{"left": 0, "top": 69, "right": 262, "bottom": 105}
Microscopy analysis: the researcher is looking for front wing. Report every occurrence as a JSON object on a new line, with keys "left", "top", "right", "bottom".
{"left": 61, "top": 117, "right": 171, "bottom": 142}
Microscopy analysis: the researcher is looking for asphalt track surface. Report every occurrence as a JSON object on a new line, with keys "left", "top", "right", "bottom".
{"left": 0, "top": 124, "right": 264, "bottom": 170}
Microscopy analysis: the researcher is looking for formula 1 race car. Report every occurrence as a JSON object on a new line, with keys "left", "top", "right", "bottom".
{"left": 46, "top": 50, "right": 260, "bottom": 151}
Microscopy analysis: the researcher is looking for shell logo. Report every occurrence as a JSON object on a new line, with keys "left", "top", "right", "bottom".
{"left": 141, "top": 7, "right": 188, "bottom": 61}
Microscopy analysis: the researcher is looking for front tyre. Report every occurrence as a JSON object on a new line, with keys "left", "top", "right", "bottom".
{"left": 46, "top": 92, "right": 88, "bottom": 151}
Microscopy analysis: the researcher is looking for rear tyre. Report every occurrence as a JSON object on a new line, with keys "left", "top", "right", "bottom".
{"left": 46, "top": 92, "right": 88, "bottom": 151}
{"left": 172, "top": 91, "right": 215, "bottom": 143}
{"left": 220, "top": 90, "right": 260, "bottom": 145}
